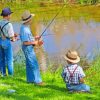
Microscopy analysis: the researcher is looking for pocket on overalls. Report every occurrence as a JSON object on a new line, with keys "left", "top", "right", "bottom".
{"left": 2, "top": 39, "right": 10, "bottom": 49}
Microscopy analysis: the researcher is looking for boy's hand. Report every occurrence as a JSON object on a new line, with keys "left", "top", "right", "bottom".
{"left": 11, "top": 33, "right": 19, "bottom": 42}
{"left": 33, "top": 40, "right": 39, "bottom": 46}
{"left": 38, "top": 40, "right": 43, "bottom": 46}
{"left": 80, "top": 78, "right": 85, "bottom": 83}
{"left": 35, "top": 36, "right": 41, "bottom": 40}
{"left": 33, "top": 40, "right": 43, "bottom": 46}
{"left": 14, "top": 33, "right": 20, "bottom": 41}
{"left": 14, "top": 33, "right": 19, "bottom": 37}
{"left": 11, "top": 38, "right": 16, "bottom": 42}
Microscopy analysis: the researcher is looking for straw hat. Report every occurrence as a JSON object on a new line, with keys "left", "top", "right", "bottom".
{"left": 21, "top": 10, "right": 35, "bottom": 24}
{"left": 64, "top": 50, "right": 80, "bottom": 63}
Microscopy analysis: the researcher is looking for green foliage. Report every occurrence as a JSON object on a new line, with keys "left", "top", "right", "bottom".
{"left": 78, "top": 0, "right": 99, "bottom": 5}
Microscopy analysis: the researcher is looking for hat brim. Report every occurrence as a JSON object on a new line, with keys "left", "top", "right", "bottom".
{"left": 22, "top": 14, "right": 35, "bottom": 24}
{"left": 1, "top": 12, "right": 13, "bottom": 16}
{"left": 64, "top": 55, "right": 80, "bottom": 63}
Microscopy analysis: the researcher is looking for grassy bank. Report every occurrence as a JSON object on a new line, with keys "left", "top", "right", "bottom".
{"left": 0, "top": 58, "right": 100, "bottom": 100}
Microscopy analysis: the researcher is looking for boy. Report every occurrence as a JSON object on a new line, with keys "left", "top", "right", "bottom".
{"left": 62, "top": 50, "right": 90, "bottom": 92}
{"left": 20, "top": 10, "right": 43, "bottom": 85}
{"left": 0, "top": 8, "right": 18, "bottom": 76}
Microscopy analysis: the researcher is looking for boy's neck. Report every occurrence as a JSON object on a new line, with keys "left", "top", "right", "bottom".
{"left": 68, "top": 63, "right": 77, "bottom": 66}
{"left": 3, "top": 16, "right": 9, "bottom": 21}
{"left": 23, "top": 23, "right": 30, "bottom": 26}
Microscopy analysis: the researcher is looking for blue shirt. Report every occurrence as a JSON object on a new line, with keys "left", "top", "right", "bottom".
{"left": 20, "top": 24, "right": 35, "bottom": 43}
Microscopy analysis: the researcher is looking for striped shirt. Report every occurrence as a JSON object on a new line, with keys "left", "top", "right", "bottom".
{"left": 62, "top": 64, "right": 85, "bottom": 85}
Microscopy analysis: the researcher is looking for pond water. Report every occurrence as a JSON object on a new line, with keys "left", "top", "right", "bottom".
{"left": 12, "top": 18, "right": 100, "bottom": 63}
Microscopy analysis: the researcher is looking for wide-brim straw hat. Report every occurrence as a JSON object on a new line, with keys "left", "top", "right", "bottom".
{"left": 21, "top": 10, "right": 35, "bottom": 24}
{"left": 64, "top": 50, "right": 80, "bottom": 63}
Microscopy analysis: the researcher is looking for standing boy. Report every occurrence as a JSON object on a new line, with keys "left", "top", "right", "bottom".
{"left": 0, "top": 8, "right": 18, "bottom": 76}
{"left": 20, "top": 10, "right": 43, "bottom": 85}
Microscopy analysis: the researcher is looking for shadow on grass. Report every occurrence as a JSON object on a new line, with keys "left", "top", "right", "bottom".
{"left": 13, "top": 78, "right": 26, "bottom": 83}
{"left": 35, "top": 84, "right": 67, "bottom": 93}
{"left": 45, "top": 84, "right": 67, "bottom": 92}
{"left": 0, "top": 76, "right": 27, "bottom": 85}
{"left": 32, "top": 84, "right": 72, "bottom": 99}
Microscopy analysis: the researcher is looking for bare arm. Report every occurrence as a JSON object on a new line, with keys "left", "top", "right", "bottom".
{"left": 8, "top": 23, "right": 18, "bottom": 42}
{"left": 23, "top": 38, "right": 44, "bottom": 46}
{"left": 23, "top": 41, "right": 37, "bottom": 46}
{"left": 79, "top": 78, "right": 85, "bottom": 83}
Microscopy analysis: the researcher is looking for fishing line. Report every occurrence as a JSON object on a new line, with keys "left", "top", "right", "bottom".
{"left": 14, "top": 3, "right": 66, "bottom": 62}
{"left": 39, "top": 4, "right": 66, "bottom": 38}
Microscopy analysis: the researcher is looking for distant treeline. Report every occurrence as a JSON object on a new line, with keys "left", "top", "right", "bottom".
{"left": 0, "top": 0, "right": 100, "bottom": 5}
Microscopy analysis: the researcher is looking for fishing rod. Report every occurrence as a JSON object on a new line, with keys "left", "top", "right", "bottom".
{"left": 16, "top": 33, "right": 55, "bottom": 41}
{"left": 39, "top": 4, "right": 66, "bottom": 39}
{"left": 16, "top": 4, "right": 65, "bottom": 41}
{"left": 14, "top": 4, "right": 66, "bottom": 61}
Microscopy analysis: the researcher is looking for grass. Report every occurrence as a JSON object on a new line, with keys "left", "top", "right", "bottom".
{"left": 0, "top": 58, "right": 100, "bottom": 100}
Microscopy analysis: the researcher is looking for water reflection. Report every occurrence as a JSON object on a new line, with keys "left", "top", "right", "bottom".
{"left": 12, "top": 19, "right": 100, "bottom": 63}
{"left": 42, "top": 19, "right": 100, "bottom": 62}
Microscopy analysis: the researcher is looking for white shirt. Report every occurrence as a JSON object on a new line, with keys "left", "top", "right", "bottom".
{"left": 0, "top": 19, "right": 14, "bottom": 38}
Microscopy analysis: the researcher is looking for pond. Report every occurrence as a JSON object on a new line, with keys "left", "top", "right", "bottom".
{"left": 9, "top": 4, "right": 100, "bottom": 64}
{"left": 42, "top": 18, "right": 100, "bottom": 62}
{"left": 12, "top": 17, "right": 100, "bottom": 63}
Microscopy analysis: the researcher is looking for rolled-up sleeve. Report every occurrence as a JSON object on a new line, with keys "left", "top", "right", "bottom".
{"left": 20, "top": 28, "right": 29, "bottom": 42}
{"left": 8, "top": 23, "right": 14, "bottom": 37}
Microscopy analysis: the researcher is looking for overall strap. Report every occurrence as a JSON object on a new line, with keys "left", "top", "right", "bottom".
{"left": 0, "top": 22, "right": 10, "bottom": 38}
{"left": 67, "top": 65, "right": 78, "bottom": 83}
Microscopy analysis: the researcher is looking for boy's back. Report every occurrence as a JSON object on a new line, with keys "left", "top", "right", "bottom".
{"left": 62, "top": 64, "right": 85, "bottom": 85}
{"left": 62, "top": 50, "right": 90, "bottom": 92}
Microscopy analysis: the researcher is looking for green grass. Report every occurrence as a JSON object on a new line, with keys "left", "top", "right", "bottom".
{"left": 0, "top": 58, "right": 100, "bottom": 100}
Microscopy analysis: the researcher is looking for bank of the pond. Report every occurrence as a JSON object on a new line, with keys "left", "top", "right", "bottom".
{"left": 0, "top": 57, "right": 100, "bottom": 100}
{"left": 0, "top": 4, "right": 100, "bottom": 22}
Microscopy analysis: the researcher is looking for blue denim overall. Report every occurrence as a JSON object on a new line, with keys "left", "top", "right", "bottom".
{"left": 66, "top": 83, "right": 90, "bottom": 92}
{"left": 20, "top": 24, "right": 42, "bottom": 83}
{"left": 0, "top": 38, "right": 13, "bottom": 76}
{"left": 0, "top": 20, "right": 13, "bottom": 76}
